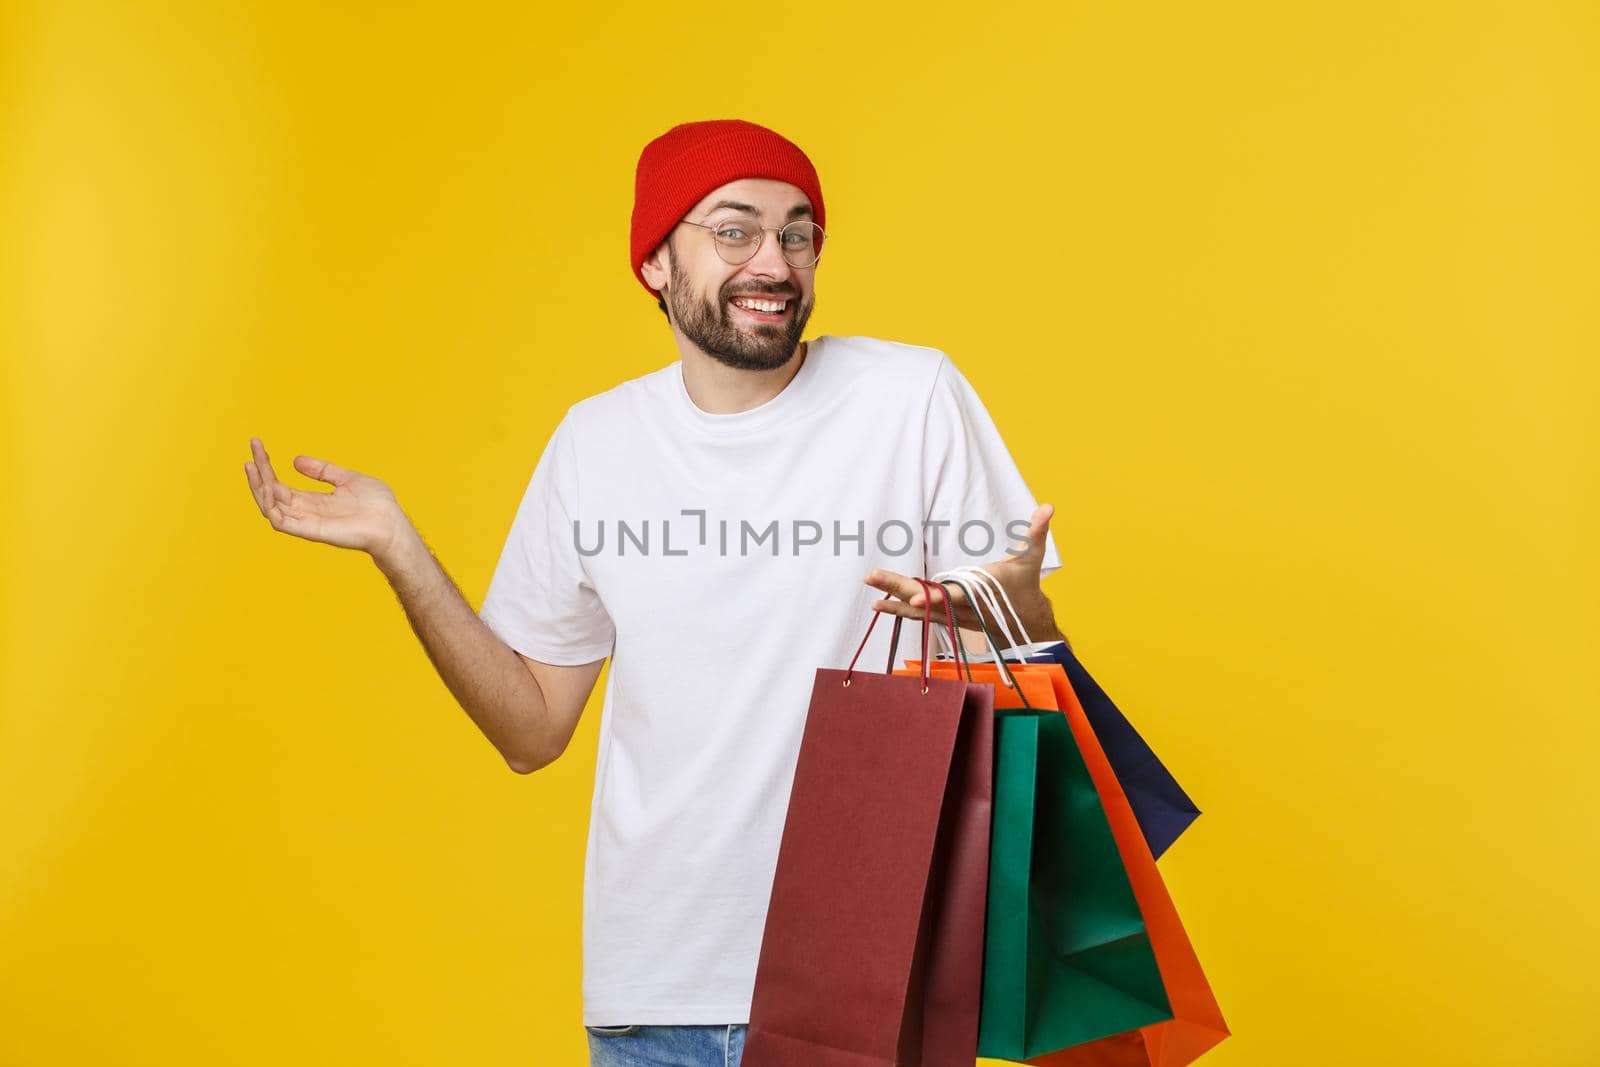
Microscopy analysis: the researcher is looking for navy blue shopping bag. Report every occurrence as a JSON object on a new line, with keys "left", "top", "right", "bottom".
{"left": 936, "top": 637, "right": 1201, "bottom": 859}
{"left": 1034, "top": 641, "right": 1200, "bottom": 858}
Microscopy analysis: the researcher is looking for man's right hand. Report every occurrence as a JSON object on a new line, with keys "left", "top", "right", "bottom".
{"left": 243, "top": 437, "right": 410, "bottom": 562}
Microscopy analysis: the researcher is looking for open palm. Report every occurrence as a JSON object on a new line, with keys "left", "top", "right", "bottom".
{"left": 863, "top": 503, "right": 1061, "bottom": 642}
{"left": 243, "top": 437, "right": 405, "bottom": 556}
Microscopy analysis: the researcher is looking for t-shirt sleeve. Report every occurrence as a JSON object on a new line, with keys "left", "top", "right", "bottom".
{"left": 478, "top": 411, "right": 616, "bottom": 665}
{"left": 921, "top": 353, "right": 1064, "bottom": 583}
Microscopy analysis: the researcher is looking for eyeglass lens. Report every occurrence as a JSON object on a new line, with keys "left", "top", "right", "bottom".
{"left": 709, "top": 216, "right": 824, "bottom": 268}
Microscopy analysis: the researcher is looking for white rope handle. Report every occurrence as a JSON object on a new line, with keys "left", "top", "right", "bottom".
{"left": 931, "top": 564, "right": 1061, "bottom": 661}
{"left": 928, "top": 566, "right": 1024, "bottom": 663}
{"left": 924, "top": 569, "right": 1008, "bottom": 659}
{"left": 921, "top": 583, "right": 958, "bottom": 659}
{"left": 938, "top": 575, "right": 1018, "bottom": 691}
{"left": 953, "top": 566, "right": 1036, "bottom": 650}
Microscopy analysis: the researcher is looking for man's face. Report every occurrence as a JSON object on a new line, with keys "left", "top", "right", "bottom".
{"left": 646, "top": 178, "right": 818, "bottom": 371}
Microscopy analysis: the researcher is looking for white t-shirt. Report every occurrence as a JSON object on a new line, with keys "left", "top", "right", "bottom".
{"left": 478, "top": 333, "right": 1062, "bottom": 1026}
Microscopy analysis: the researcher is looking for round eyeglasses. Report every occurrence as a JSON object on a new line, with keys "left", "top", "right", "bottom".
{"left": 679, "top": 216, "right": 826, "bottom": 269}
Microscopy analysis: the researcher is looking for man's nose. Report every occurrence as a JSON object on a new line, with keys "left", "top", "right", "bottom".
{"left": 745, "top": 229, "right": 796, "bottom": 279}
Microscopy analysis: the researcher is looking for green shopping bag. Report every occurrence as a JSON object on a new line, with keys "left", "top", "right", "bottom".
{"left": 937, "top": 577, "right": 1175, "bottom": 1059}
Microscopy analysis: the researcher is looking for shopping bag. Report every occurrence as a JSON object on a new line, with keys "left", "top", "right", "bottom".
{"left": 1029, "top": 661, "right": 1230, "bottom": 1065}
{"left": 926, "top": 568, "right": 1201, "bottom": 859}
{"left": 909, "top": 578, "right": 1230, "bottom": 1065}
{"left": 894, "top": 597, "right": 1172, "bottom": 1059}
{"left": 743, "top": 579, "right": 997, "bottom": 1067}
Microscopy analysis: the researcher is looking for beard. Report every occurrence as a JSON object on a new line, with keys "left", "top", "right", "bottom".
{"left": 665, "top": 253, "right": 813, "bottom": 371}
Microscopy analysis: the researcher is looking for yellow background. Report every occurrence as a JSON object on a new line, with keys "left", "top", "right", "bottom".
{"left": 2, "top": 1, "right": 1595, "bottom": 1063}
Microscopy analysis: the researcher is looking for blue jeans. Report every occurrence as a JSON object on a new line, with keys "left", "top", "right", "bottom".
{"left": 584, "top": 1023, "right": 747, "bottom": 1066}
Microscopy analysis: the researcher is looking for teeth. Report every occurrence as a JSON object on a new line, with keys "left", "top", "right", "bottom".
{"left": 733, "top": 297, "right": 785, "bottom": 313}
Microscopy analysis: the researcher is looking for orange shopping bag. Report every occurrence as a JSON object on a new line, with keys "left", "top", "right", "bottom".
{"left": 896, "top": 577, "right": 1230, "bottom": 1066}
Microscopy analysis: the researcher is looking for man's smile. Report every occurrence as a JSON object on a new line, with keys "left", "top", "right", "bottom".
{"left": 728, "top": 295, "right": 792, "bottom": 321}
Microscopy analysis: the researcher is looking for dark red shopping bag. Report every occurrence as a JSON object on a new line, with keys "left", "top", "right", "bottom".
{"left": 743, "top": 579, "right": 998, "bottom": 1067}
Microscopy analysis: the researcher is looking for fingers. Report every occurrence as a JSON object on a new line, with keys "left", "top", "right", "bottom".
{"left": 864, "top": 568, "right": 943, "bottom": 607}
{"left": 245, "top": 438, "right": 277, "bottom": 515}
{"left": 246, "top": 437, "right": 376, "bottom": 549}
{"left": 245, "top": 438, "right": 308, "bottom": 528}
{"left": 294, "top": 454, "right": 355, "bottom": 488}
{"left": 931, "top": 580, "right": 980, "bottom": 631}
{"left": 868, "top": 596, "right": 932, "bottom": 622}
{"left": 862, "top": 570, "right": 978, "bottom": 628}
{"left": 866, "top": 577, "right": 928, "bottom": 620}
{"left": 249, "top": 438, "right": 282, "bottom": 494}
{"left": 1007, "top": 502, "right": 1055, "bottom": 560}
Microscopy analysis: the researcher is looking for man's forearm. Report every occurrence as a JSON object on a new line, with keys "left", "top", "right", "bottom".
{"left": 373, "top": 524, "right": 551, "bottom": 770}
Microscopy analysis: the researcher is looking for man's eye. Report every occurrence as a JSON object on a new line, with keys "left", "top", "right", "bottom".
{"left": 717, "top": 227, "right": 748, "bottom": 239}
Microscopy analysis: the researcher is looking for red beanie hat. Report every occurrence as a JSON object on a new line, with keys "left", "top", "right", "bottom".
{"left": 630, "top": 119, "right": 826, "bottom": 299}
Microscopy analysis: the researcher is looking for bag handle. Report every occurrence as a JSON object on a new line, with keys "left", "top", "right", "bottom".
{"left": 934, "top": 564, "right": 1063, "bottom": 661}
{"left": 882, "top": 571, "right": 1020, "bottom": 679}
{"left": 887, "top": 581, "right": 976, "bottom": 682}
{"left": 928, "top": 566, "right": 1024, "bottom": 662}
{"left": 969, "top": 565, "right": 1075, "bottom": 658}
{"left": 934, "top": 566, "right": 1030, "bottom": 659}
{"left": 942, "top": 574, "right": 1034, "bottom": 710}
{"left": 935, "top": 580, "right": 977, "bottom": 682}
{"left": 956, "top": 566, "right": 1037, "bottom": 651}
{"left": 845, "top": 578, "right": 959, "bottom": 693}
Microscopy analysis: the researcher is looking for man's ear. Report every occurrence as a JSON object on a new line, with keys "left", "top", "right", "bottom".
{"left": 640, "top": 241, "right": 671, "bottom": 293}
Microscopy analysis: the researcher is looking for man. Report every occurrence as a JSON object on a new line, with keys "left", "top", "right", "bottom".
{"left": 243, "top": 118, "right": 1066, "bottom": 1067}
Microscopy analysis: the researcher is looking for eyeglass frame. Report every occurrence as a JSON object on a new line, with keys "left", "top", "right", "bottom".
{"left": 677, "top": 214, "right": 828, "bottom": 269}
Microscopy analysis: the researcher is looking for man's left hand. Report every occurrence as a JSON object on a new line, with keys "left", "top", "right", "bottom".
{"left": 862, "top": 503, "right": 1064, "bottom": 645}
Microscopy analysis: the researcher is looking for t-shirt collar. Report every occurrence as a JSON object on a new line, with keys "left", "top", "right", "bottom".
{"left": 672, "top": 336, "right": 825, "bottom": 435}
